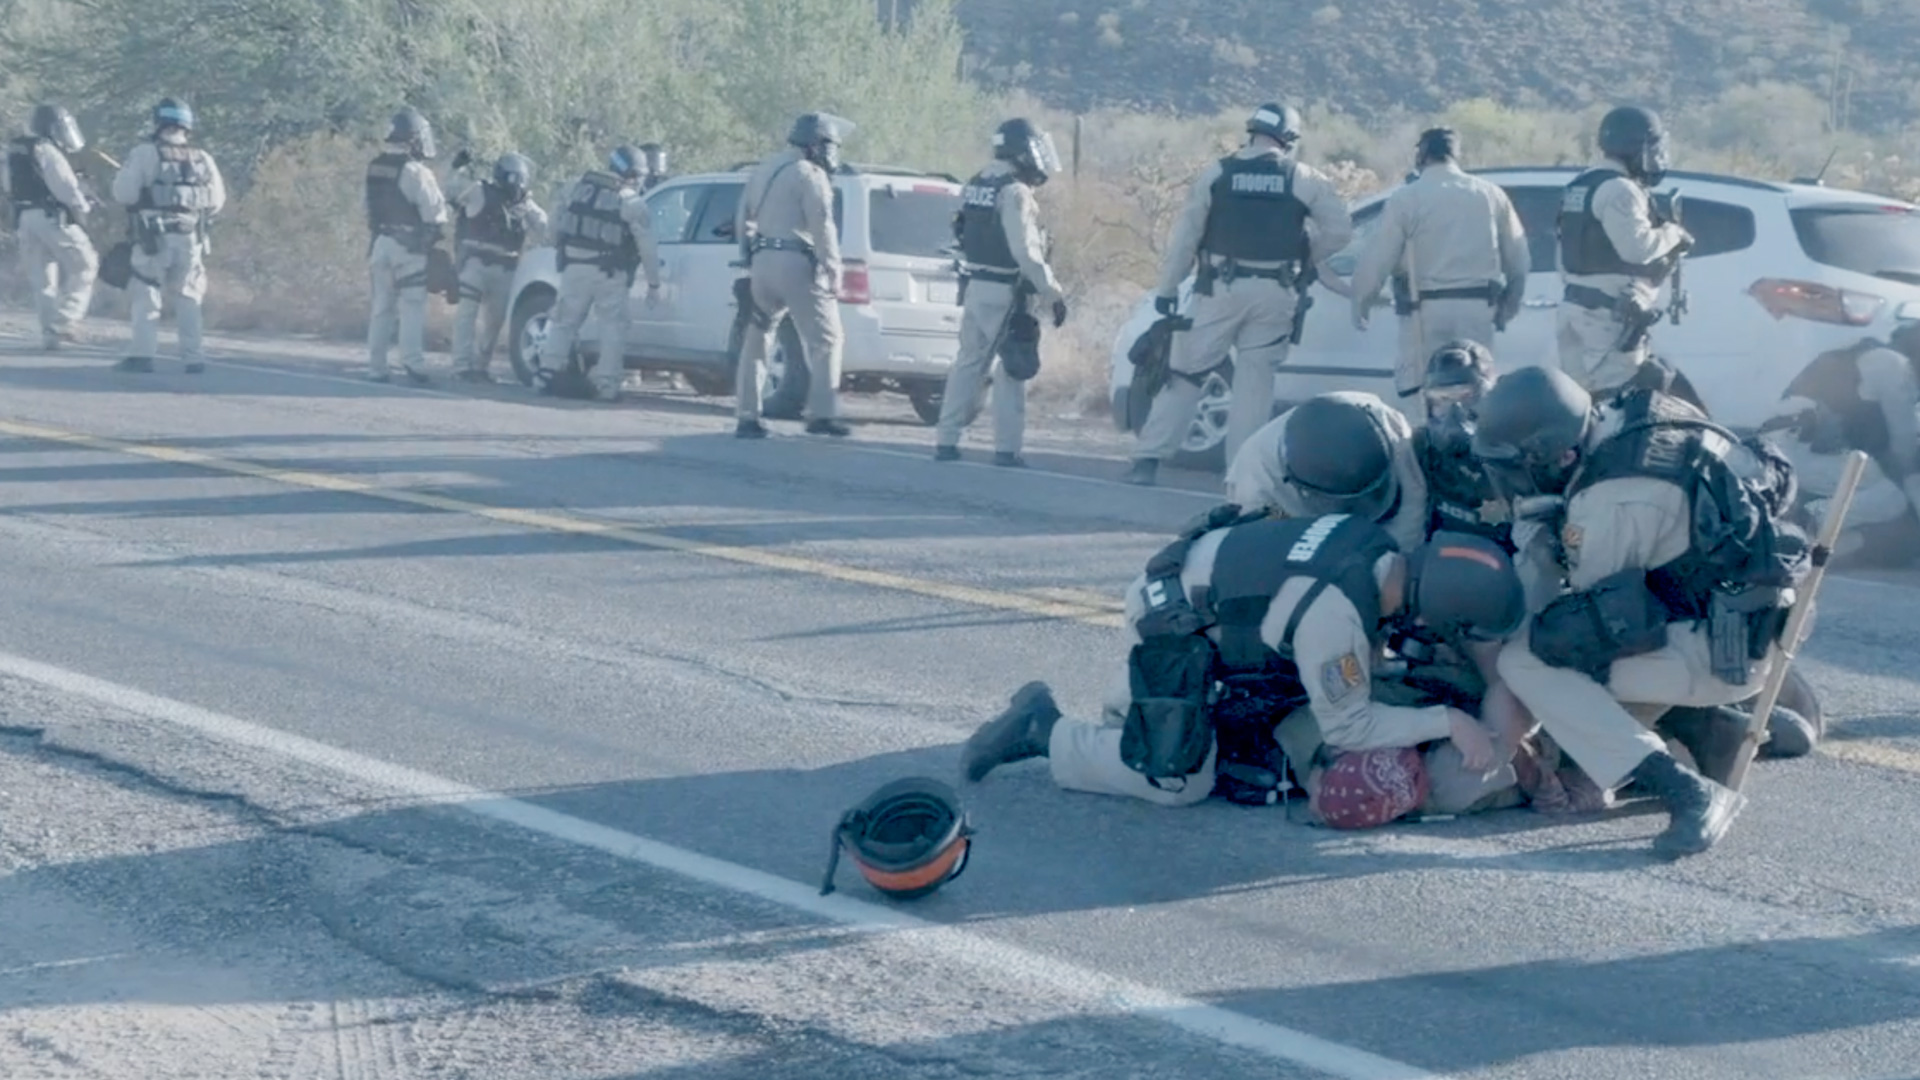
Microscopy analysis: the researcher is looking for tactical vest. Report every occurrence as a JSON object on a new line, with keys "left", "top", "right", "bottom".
{"left": 459, "top": 181, "right": 529, "bottom": 263}
{"left": 6, "top": 137, "right": 59, "bottom": 212}
{"left": 1198, "top": 155, "right": 1310, "bottom": 264}
{"left": 365, "top": 151, "right": 421, "bottom": 234}
{"left": 1785, "top": 338, "right": 1891, "bottom": 456}
{"left": 1573, "top": 390, "right": 1799, "bottom": 620}
{"left": 1557, "top": 169, "right": 1666, "bottom": 279}
{"left": 553, "top": 170, "right": 637, "bottom": 270}
{"left": 957, "top": 171, "right": 1018, "bottom": 273}
{"left": 142, "top": 142, "right": 216, "bottom": 217}
{"left": 1413, "top": 428, "right": 1513, "bottom": 549}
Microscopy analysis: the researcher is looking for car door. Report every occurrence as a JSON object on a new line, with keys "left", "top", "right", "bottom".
{"left": 674, "top": 179, "right": 746, "bottom": 360}
{"left": 626, "top": 180, "right": 705, "bottom": 358}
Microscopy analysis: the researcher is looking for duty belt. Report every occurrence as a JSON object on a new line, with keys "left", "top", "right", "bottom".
{"left": 1213, "top": 259, "right": 1301, "bottom": 286}
{"left": 962, "top": 266, "right": 1020, "bottom": 286}
{"left": 1564, "top": 283, "right": 1620, "bottom": 311}
{"left": 12, "top": 199, "right": 69, "bottom": 222}
{"left": 1416, "top": 283, "right": 1498, "bottom": 304}
{"left": 750, "top": 236, "right": 815, "bottom": 259}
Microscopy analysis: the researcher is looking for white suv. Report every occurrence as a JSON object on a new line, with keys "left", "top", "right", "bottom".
{"left": 507, "top": 164, "right": 966, "bottom": 422}
{"left": 1108, "top": 167, "right": 1920, "bottom": 469}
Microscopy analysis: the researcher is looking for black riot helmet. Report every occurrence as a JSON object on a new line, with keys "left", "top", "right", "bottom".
{"left": 608, "top": 144, "right": 646, "bottom": 181}
{"left": 1470, "top": 366, "right": 1594, "bottom": 499}
{"left": 1282, "top": 395, "right": 1398, "bottom": 521}
{"left": 1422, "top": 339, "right": 1497, "bottom": 455}
{"left": 638, "top": 142, "right": 668, "bottom": 187}
{"left": 1597, "top": 105, "right": 1668, "bottom": 185}
{"left": 819, "top": 777, "right": 973, "bottom": 900}
{"left": 788, "top": 112, "right": 855, "bottom": 171}
{"left": 1246, "top": 102, "right": 1303, "bottom": 149}
{"left": 1403, "top": 532, "right": 1527, "bottom": 643}
{"left": 992, "top": 117, "right": 1061, "bottom": 187}
{"left": 492, "top": 152, "right": 533, "bottom": 204}
{"left": 28, "top": 104, "right": 84, "bottom": 154}
{"left": 152, "top": 97, "right": 195, "bottom": 135}
{"left": 388, "top": 106, "right": 435, "bottom": 160}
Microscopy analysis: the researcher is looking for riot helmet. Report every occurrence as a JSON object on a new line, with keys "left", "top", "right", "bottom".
{"left": 28, "top": 105, "right": 84, "bottom": 155}
{"left": 992, "top": 118, "right": 1061, "bottom": 187}
{"left": 1470, "top": 365, "right": 1593, "bottom": 498}
{"left": 1246, "top": 102, "right": 1303, "bottom": 148}
{"left": 1281, "top": 396, "right": 1398, "bottom": 521}
{"left": 608, "top": 144, "right": 647, "bottom": 182}
{"left": 1422, "top": 339, "right": 1496, "bottom": 455}
{"left": 492, "top": 152, "right": 533, "bottom": 204}
{"left": 1415, "top": 127, "right": 1459, "bottom": 169}
{"left": 819, "top": 777, "right": 973, "bottom": 900}
{"left": 152, "top": 97, "right": 195, "bottom": 135}
{"left": 1402, "top": 531, "right": 1527, "bottom": 643}
{"left": 1597, "top": 105, "right": 1668, "bottom": 185}
{"left": 387, "top": 106, "right": 435, "bottom": 160}
{"left": 638, "top": 142, "right": 668, "bottom": 187}
{"left": 788, "top": 112, "right": 855, "bottom": 171}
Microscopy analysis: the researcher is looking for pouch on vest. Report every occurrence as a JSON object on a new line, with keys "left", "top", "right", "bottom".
{"left": 999, "top": 311, "right": 1042, "bottom": 381}
{"left": 1120, "top": 635, "right": 1217, "bottom": 790}
{"left": 98, "top": 240, "right": 133, "bottom": 291}
{"left": 1530, "top": 568, "right": 1670, "bottom": 684}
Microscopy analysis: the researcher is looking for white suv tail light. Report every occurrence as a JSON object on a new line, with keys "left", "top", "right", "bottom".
{"left": 1747, "top": 277, "right": 1885, "bottom": 326}
{"left": 839, "top": 262, "right": 871, "bottom": 305}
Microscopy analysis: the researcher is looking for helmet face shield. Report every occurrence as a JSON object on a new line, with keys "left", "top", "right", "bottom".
{"left": 1287, "top": 464, "right": 1397, "bottom": 522}
{"left": 1029, "top": 131, "right": 1061, "bottom": 178}
{"left": 641, "top": 144, "right": 667, "bottom": 177}
{"left": 415, "top": 126, "right": 437, "bottom": 161}
{"left": 38, "top": 107, "right": 84, "bottom": 154}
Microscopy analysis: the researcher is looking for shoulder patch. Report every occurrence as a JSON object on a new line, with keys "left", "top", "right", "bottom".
{"left": 1562, "top": 522, "right": 1583, "bottom": 553}
{"left": 1321, "top": 652, "right": 1366, "bottom": 703}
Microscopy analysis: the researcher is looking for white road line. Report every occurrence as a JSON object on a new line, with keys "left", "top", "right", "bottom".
{"left": 0, "top": 647, "right": 1442, "bottom": 1080}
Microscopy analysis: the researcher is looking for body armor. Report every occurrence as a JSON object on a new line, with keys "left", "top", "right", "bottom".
{"left": 365, "top": 150, "right": 422, "bottom": 236}
{"left": 957, "top": 170, "right": 1019, "bottom": 275}
{"left": 1557, "top": 168, "right": 1667, "bottom": 279}
{"left": 1413, "top": 428, "right": 1513, "bottom": 548}
{"left": 553, "top": 170, "right": 637, "bottom": 271}
{"left": 141, "top": 142, "right": 215, "bottom": 219}
{"left": 458, "top": 181, "right": 529, "bottom": 266}
{"left": 1198, "top": 155, "right": 1311, "bottom": 264}
{"left": 6, "top": 137, "right": 60, "bottom": 214}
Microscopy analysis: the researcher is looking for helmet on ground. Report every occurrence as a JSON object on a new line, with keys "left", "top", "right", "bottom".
{"left": 1403, "top": 531, "right": 1527, "bottom": 643}
{"left": 152, "top": 97, "right": 195, "bottom": 134}
{"left": 1246, "top": 103, "right": 1303, "bottom": 147}
{"left": 819, "top": 777, "right": 973, "bottom": 900}
{"left": 992, "top": 117, "right": 1061, "bottom": 187}
{"left": 1422, "top": 339, "right": 1496, "bottom": 452}
{"left": 492, "top": 152, "right": 533, "bottom": 203}
{"left": 1597, "top": 105, "right": 1668, "bottom": 184}
{"left": 1415, "top": 126, "right": 1459, "bottom": 166}
{"left": 28, "top": 104, "right": 83, "bottom": 154}
{"left": 1313, "top": 748, "right": 1428, "bottom": 829}
{"left": 608, "top": 143, "right": 646, "bottom": 180}
{"left": 1470, "top": 366, "right": 1593, "bottom": 498}
{"left": 788, "top": 112, "right": 855, "bottom": 171}
{"left": 388, "top": 106, "right": 435, "bottom": 159}
{"left": 1282, "top": 395, "right": 1398, "bottom": 522}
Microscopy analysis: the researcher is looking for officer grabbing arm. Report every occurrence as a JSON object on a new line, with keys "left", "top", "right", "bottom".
{"left": 448, "top": 152, "right": 547, "bottom": 383}
{"left": 6, "top": 104, "right": 98, "bottom": 351}
{"left": 111, "top": 98, "right": 225, "bottom": 375}
{"left": 1124, "top": 104, "right": 1354, "bottom": 487}
{"left": 363, "top": 107, "right": 448, "bottom": 385}
{"left": 541, "top": 145, "right": 660, "bottom": 402}
{"left": 1350, "top": 129, "right": 1530, "bottom": 398}
{"left": 932, "top": 118, "right": 1067, "bottom": 468}
{"left": 1556, "top": 106, "right": 1692, "bottom": 399}
{"left": 1225, "top": 391, "right": 1432, "bottom": 551}
{"left": 733, "top": 112, "right": 855, "bottom": 439}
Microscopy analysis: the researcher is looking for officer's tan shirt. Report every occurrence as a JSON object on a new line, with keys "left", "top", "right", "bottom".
{"left": 973, "top": 160, "right": 1064, "bottom": 304}
{"left": 1154, "top": 145, "right": 1353, "bottom": 298}
{"left": 1541, "top": 407, "right": 1691, "bottom": 593}
{"left": 111, "top": 133, "right": 228, "bottom": 215}
{"left": 1350, "top": 161, "right": 1529, "bottom": 312}
{"left": 452, "top": 179, "right": 549, "bottom": 255}
{"left": 1561, "top": 163, "right": 1687, "bottom": 304}
{"left": 397, "top": 153, "right": 448, "bottom": 227}
{"left": 1224, "top": 392, "right": 1431, "bottom": 552}
{"left": 1121, "top": 527, "right": 1452, "bottom": 752}
{"left": 737, "top": 147, "right": 841, "bottom": 281}
{"left": 2, "top": 141, "right": 90, "bottom": 216}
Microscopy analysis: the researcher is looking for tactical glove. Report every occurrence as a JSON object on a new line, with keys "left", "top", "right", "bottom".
{"left": 1051, "top": 299, "right": 1068, "bottom": 328}
{"left": 449, "top": 148, "right": 474, "bottom": 172}
{"left": 1153, "top": 294, "right": 1178, "bottom": 318}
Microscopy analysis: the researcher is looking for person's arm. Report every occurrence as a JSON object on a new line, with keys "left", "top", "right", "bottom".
{"left": 401, "top": 162, "right": 446, "bottom": 226}
{"left": 111, "top": 144, "right": 150, "bottom": 207}
{"left": 999, "top": 183, "right": 1063, "bottom": 304}
{"left": 1348, "top": 190, "right": 1407, "bottom": 319}
{"left": 1281, "top": 585, "right": 1455, "bottom": 751}
{"left": 1298, "top": 165, "right": 1355, "bottom": 270}
{"left": 800, "top": 163, "right": 841, "bottom": 285}
{"left": 620, "top": 189, "right": 661, "bottom": 290}
{"left": 36, "top": 143, "right": 90, "bottom": 216}
{"left": 521, "top": 200, "right": 551, "bottom": 248}
{"left": 1594, "top": 177, "right": 1686, "bottom": 267}
{"left": 1152, "top": 161, "right": 1219, "bottom": 299}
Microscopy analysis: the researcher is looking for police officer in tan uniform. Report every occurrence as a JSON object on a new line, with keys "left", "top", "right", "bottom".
{"left": 1349, "top": 128, "right": 1530, "bottom": 398}
{"left": 1125, "top": 104, "right": 1353, "bottom": 486}
{"left": 4, "top": 105, "right": 96, "bottom": 351}
{"left": 447, "top": 151, "right": 547, "bottom": 383}
{"left": 962, "top": 513, "right": 1528, "bottom": 824}
{"left": 111, "top": 98, "right": 226, "bottom": 374}
{"left": 934, "top": 118, "right": 1068, "bottom": 467}
{"left": 1556, "top": 106, "right": 1691, "bottom": 398}
{"left": 541, "top": 145, "right": 662, "bottom": 401}
{"left": 734, "top": 112, "right": 854, "bottom": 438}
{"left": 1226, "top": 392, "right": 1431, "bottom": 551}
{"left": 364, "top": 107, "right": 447, "bottom": 384}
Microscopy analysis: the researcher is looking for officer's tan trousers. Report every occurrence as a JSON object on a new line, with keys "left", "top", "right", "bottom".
{"left": 935, "top": 279, "right": 1024, "bottom": 454}
{"left": 452, "top": 256, "right": 515, "bottom": 374}
{"left": 1135, "top": 277, "right": 1294, "bottom": 466}
{"left": 1557, "top": 302, "right": 1649, "bottom": 397}
{"left": 1395, "top": 297, "right": 1496, "bottom": 398}
{"left": 15, "top": 208, "right": 96, "bottom": 337}
{"left": 736, "top": 249, "right": 843, "bottom": 422}
{"left": 544, "top": 263, "right": 633, "bottom": 395}
{"left": 367, "top": 234, "right": 428, "bottom": 377}
{"left": 130, "top": 232, "right": 206, "bottom": 363}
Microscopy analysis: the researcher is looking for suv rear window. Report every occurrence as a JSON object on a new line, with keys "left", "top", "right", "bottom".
{"left": 867, "top": 188, "right": 962, "bottom": 258}
{"left": 1792, "top": 205, "right": 1920, "bottom": 283}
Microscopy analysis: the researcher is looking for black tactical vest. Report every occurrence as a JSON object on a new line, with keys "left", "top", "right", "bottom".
{"left": 1202, "top": 514, "right": 1396, "bottom": 681}
{"left": 1784, "top": 338, "right": 1892, "bottom": 456}
{"left": 554, "top": 170, "right": 637, "bottom": 270}
{"left": 1557, "top": 168, "right": 1667, "bottom": 279}
{"left": 365, "top": 151, "right": 420, "bottom": 233}
{"left": 1199, "top": 154, "right": 1311, "bottom": 263}
{"left": 957, "top": 170, "right": 1018, "bottom": 272}
{"left": 139, "top": 142, "right": 215, "bottom": 217}
{"left": 1413, "top": 427, "right": 1513, "bottom": 549}
{"left": 460, "top": 181, "right": 529, "bottom": 261}
{"left": 6, "top": 137, "right": 58, "bottom": 211}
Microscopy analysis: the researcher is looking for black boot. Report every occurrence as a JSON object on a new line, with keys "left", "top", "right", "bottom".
{"left": 961, "top": 681, "right": 1062, "bottom": 782}
{"left": 1122, "top": 458, "right": 1158, "bottom": 486}
{"left": 114, "top": 356, "right": 154, "bottom": 373}
{"left": 735, "top": 419, "right": 769, "bottom": 439}
{"left": 1627, "top": 751, "right": 1747, "bottom": 860}
{"left": 806, "top": 419, "right": 852, "bottom": 437}
{"left": 1655, "top": 706, "right": 1750, "bottom": 786}
{"left": 1760, "top": 706, "right": 1817, "bottom": 759}
{"left": 993, "top": 452, "right": 1027, "bottom": 468}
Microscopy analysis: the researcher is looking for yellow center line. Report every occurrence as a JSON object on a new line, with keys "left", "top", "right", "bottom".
{"left": 0, "top": 417, "right": 1127, "bottom": 630}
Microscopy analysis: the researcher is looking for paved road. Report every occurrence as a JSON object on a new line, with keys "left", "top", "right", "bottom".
{"left": 1, "top": 320, "right": 1918, "bottom": 1079}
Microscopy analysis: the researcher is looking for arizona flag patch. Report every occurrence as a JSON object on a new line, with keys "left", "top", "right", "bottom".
{"left": 1321, "top": 652, "right": 1365, "bottom": 702}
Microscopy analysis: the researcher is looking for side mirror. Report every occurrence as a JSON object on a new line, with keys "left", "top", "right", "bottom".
{"left": 1896, "top": 300, "right": 1920, "bottom": 322}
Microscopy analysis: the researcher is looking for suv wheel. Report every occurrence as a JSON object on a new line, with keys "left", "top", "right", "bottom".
{"left": 1124, "top": 361, "right": 1234, "bottom": 473}
{"left": 760, "top": 320, "right": 810, "bottom": 421}
{"left": 508, "top": 286, "right": 557, "bottom": 387}
{"left": 907, "top": 382, "right": 946, "bottom": 426}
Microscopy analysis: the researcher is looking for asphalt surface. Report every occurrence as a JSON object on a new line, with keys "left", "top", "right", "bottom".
{"left": 1, "top": 315, "right": 1919, "bottom": 1079}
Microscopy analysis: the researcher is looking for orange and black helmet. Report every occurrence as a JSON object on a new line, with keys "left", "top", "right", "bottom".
{"left": 819, "top": 777, "right": 973, "bottom": 900}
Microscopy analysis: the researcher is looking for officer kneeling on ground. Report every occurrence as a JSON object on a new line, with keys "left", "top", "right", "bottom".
{"left": 1473, "top": 367, "right": 1818, "bottom": 859}
{"left": 1225, "top": 392, "right": 1431, "bottom": 551}
{"left": 962, "top": 511, "right": 1533, "bottom": 829}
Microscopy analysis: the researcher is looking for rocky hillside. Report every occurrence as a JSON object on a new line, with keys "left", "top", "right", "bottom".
{"left": 952, "top": 0, "right": 1918, "bottom": 130}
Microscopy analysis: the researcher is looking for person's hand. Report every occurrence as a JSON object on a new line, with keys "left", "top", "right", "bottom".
{"left": 1448, "top": 708, "right": 1497, "bottom": 774}
{"left": 1351, "top": 305, "right": 1370, "bottom": 333}
{"left": 449, "top": 148, "right": 473, "bottom": 172}
{"left": 1051, "top": 299, "right": 1068, "bottom": 328}
{"left": 1671, "top": 227, "right": 1696, "bottom": 257}
{"left": 1153, "top": 294, "right": 1178, "bottom": 318}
